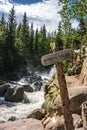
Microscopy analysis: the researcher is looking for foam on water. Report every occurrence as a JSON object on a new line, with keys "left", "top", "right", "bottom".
{"left": 41, "top": 66, "right": 56, "bottom": 81}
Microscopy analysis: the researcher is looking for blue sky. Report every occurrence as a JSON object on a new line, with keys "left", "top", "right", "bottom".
{"left": 0, "top": 0, "right": 79, "bottom": 31}
{"left": 12, "top": 0, "right": 42, "bottom": 5}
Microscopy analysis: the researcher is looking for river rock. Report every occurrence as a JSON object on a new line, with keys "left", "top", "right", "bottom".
{"left": 23, "top": 93, "right": 30, "bottom": 103}
{"left": 4, "top": 84, "right": 24, "bottom": 102}
{"left": 17, "top": 76, "right": 34, "bottom": 92}
{"left": 54, "top": 85, "right": 87, "bottom": 115}
{"left": 23, "top": 85, "right": 34, "bottom": 92}
{"left": 27, "top": 108, "right": 46, "bottom": 120}
{"left": 8, "top": 116, "right": 17, "bottom": 121}
{"left": 0, "top": 118, "right": 44, "bottom": 130}
{"left": 34, "top": 81, "right": 43, "bottom": 91}
{"left": 0, "top": 83, "right": 10, "bottom": 97}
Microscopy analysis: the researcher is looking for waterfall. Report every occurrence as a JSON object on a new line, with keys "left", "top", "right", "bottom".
{"left": 41, "top": 66, "right": 56, "bottom": 81}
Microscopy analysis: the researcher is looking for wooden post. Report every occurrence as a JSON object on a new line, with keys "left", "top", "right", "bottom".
{"left": 41, "top": 46, "right": 74, "bottom": 130}
{"left": 53, "top": 44, "right": 74, "bottom": 130}
{"left": 55, "top": 62, "right": 74, "bottom": 130}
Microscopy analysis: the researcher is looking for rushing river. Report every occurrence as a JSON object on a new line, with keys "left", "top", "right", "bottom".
{"left": 0, "top": 91, "right": 44, "bottom": 122}
{"left": 0, "top": 67, "right": 56, "bottom": 122}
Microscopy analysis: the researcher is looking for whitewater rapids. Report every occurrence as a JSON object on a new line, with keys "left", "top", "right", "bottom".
{"left": 0, "top": 66, "right": 56, "bottom": 122}
{"left": 0, "top": 91, "right": 44, "bottom": 122}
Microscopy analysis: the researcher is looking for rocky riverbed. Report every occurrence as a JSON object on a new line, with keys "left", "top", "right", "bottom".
{"left": 0, "top": 67, "right": 55, "bottom": 123}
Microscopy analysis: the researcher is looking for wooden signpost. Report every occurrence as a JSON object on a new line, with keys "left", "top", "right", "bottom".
{"left": 41, "top": 48, "right": 74, "bottom": 130}
{"left": 41, "top": 49, "right": 72, "bottom": 66}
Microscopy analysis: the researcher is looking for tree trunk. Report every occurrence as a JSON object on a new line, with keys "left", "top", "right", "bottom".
{"left": 56, "top": 62, "right": 74, "bottom": 130}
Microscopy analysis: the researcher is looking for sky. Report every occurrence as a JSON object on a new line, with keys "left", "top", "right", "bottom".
{"left": 12, "top": 0, "right": 42, "bottom": 4}
{"left": 0, "top": 0, "right": 79, "bottom": 32}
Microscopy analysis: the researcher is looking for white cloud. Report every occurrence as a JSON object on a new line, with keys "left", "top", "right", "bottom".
{"left": 0, "top": 0, "right": 62, "bottom": 31}
{"left": 71, "top": 19, "right": 79, "bottom": 30}
{"left": 0, "top": 0, "right": 79, "bottom": 32}
{"left": 0, "top": 0, "right": 12, "bottom": 13}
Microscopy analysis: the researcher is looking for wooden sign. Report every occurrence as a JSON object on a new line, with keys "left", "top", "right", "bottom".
{"left": 41, "top": 49, "right": 72, "bottom": 66}
{"left": 41, "top": 48, "right": 74, "bottom": 130}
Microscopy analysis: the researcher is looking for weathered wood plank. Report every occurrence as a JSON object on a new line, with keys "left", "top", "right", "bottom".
{"left": 41, "top": 49, "right": 72, "bottom": 66}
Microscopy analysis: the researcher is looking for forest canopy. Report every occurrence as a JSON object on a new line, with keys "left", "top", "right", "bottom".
{"left": 0, "top": 0, "right": 87, "bottom": 76}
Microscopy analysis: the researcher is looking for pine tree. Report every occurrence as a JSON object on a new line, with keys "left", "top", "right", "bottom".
{"left": 20, "top": 12, "right": 30, "bottom": 58}
{"left": 15, "top": 23, "right": 23, "bottom": 54}
{"left": 33, "top": 28, "right": 39, "bottom": 66}
{"left": 34, "top": 28, "right": 39, "bottom": 54}
{"left": 40, "top": 24, "right": 47, "bottom": 55}
{"left": 30, "top": 23, "right": 34, "bottom": 56}
{"left": 7, "top": 6, "right": 17, "bottom": 48}
{"left": 4, "top": 6, "right": 21, "bottom": 72}
{"left": 58, "top": 21, "right": 62, "bottom": 36}
{"left": 0, "top": 14, "right": 7, "bottom": 73}
{"left": 55, "top": 21, "right": 63, "bottom": 50}
{"left": 0, "top": 14, "right": 7, "bottom": 45}
{"left": 78, "top": 18, "right": 86, "bottom": 36}
{"left": 55, "top": 33, "right": 63, "bottom": 50}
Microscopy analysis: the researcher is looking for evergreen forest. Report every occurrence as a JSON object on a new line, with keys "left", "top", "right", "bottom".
{"left": 0, "top": 0, "right": 87, "bottom": 77}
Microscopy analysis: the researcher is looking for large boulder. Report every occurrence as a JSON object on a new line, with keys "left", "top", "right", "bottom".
{"left": 4, "top": 84, "right": 24, "bottom": 102}
{"left": 0, "top": 118, "right": 44, "bottom": 130}
{"left": 44, "top": 114, "right": 82, "bottom": 130}
{"left": 54, "top": 85, "right": 87, "bottom": 115}
{"left": 27, "top": 108, "right": 46, "bottom": 120}
{"left": 0, "top": 83, "right": 10, "bottom": 97}
{"left": 23, "top": 85, "right": 34, "bottom": 92}
{"left": 17, "top": 77, "right": 34, "bottom": 92}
